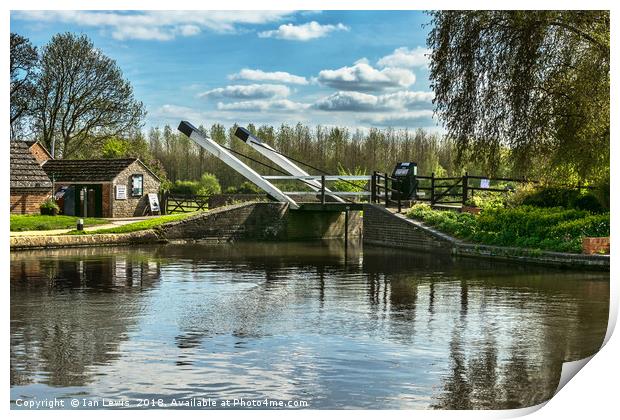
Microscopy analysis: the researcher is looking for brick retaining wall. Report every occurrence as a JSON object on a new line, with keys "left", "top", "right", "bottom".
{"left": 362, "top": 204, "right": 451, "bottom": 252}
{"left": 362, "top": 204, "right": 609, "bottom": 270}
{"left": 160, "top": 202, "right": 362, "bottom": 242}
{"left": 10, "top": 230, "right": 162, "bottom": 250}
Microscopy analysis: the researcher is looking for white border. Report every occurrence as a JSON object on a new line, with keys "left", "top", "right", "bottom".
{"left": 2, "top": 2, "right": 617, "bottom": 419}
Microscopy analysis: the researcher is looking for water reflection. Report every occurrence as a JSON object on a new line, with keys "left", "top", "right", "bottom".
{"left": 10, "top": 242, "right": 609, "bottom": 409}
{"left": 11, "top": 250, "right": 161, "bottom": 387}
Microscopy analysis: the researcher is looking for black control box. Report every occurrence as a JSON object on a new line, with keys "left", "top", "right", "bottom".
{"left": 390, "top": 162, "right": 418, "bottom": 200}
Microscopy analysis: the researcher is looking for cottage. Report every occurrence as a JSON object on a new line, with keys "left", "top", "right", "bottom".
{"left": 10, "top": 141, "right": 53, "bottom": 214}
{"left": 42, "top": 158, "right": 161, "bottom": 218}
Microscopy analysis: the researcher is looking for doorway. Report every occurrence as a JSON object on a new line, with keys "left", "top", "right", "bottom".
{"left": 74, "top": 184, "right": 103, "bottom": 218}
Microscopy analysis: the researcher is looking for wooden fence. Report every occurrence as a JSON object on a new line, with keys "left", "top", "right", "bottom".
{"left": 161, "top": 192, "right": 209, "bottom": 214}
{"left": 373, "top": 172, "right": 593, "bottom": 207}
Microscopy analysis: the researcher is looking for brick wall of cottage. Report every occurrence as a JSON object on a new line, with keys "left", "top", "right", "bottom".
{"left": 28, "top": 143, "right": 52, "bottom": 165}
{"left": 111, "top": 161, "right": 161, "bottom": 217}
{"left": 10, "top": 190, "right": 51, "bottom": 214}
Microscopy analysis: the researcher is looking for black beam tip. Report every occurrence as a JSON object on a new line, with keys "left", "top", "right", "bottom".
{"left": 235, "top": 126, "right": 250, "bottom": 142}
{"left": 178, "top": 121, "right": 197, "bottom": 137}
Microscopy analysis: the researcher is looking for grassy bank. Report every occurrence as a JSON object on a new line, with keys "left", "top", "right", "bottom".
{"left": 68, "top": 212, "right": 200, "bottom": 235}
{"left": 407, "top": 204, "right": 609, "bottom": 253}
{"left": 10, "top": 215, "right": 109, "bottom": 231}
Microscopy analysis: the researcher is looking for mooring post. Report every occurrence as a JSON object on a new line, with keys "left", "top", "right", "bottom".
{"left": 397, "top": 179, "right": 402, "bottom": 213}
{"left": 430, "top": 172, "right": 435, "bottom": 205}
{"left": 371, "top": 172, "right": 377, "bottom": 203}
{"left": 321, "top": 175, "right": 326, "bottom": 204}
{"left": 384, "top": 172, "right": 389, "bottom": 207}
{"left": 462, "top": 171, "right": 469, "bottom": 206}
{"left": 344, "top": 206, "right": 350, "bottom": 247}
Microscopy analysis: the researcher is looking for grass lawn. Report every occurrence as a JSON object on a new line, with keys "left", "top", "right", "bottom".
{"left": 407, "top": 203, "right": 609, "bottom": 253}
{"left": 10, "top": 215, "right": 109, "bottom": 232}
{"left": 67, "top": 212, "right": 201, "bottom": 235}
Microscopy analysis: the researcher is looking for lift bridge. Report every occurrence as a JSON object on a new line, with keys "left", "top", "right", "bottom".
{"left": 178, "top": 121, "right": 414, "bottom": 212}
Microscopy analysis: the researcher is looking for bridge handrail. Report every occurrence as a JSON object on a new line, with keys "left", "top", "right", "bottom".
{"left": 284, "top": 191, "right": 371, "bottom": 196}
{"left": 263, "top": 175, "right": 371, "bottom": 181}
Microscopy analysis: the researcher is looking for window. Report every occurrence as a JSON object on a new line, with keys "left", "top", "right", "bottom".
{"left": 131, "top": 174, "right": 143, "bottom": 197}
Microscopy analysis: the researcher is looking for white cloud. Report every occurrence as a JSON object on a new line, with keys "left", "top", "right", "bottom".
{"left": 199, "top": 84, "right": 290, "bottom": 100}
{"left": 378, "top": 91, "right": 434, "bottom": 109}
{"left": 229, "top": 69, "right": 308, "bottom": 85}
{"left": 12, "top": 10, "right": 294, "bottom": 41}
{"left": 216, "top": 99, "right": 310, "bottom": 112}
{"left": 314, "top": 91, "right": 379, "bottom": 111}
{"left": 377, "top": 47, "right": 431, "bottom": 69}
{"left": 258, "top": 21, "right": 349, "bottom": 41}
{"left": 317, "top": 62, "right": 415, "bottom": 92}
{"left": 314, "top": 91, "right": 434, "bottom": 112}
{"left": 179, "top": 25, "right": 201, "bottom": 37}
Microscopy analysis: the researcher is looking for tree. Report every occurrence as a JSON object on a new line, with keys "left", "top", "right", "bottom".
{"left": 427, "top": 11, "right": 610, "bottom": 183}
{"left": 101, "top": 132, "right": 169, "bottom": 186}
{"left": 10, "top": 33, "right": 38, "bottom": 139}
{"left": 101, "top": 138, "right": 130, "bottom": 158}
{"left": 197, "top": 172, "right": 221, "bottom": 196}
{"left": 34, "top": 33, "right": 145, "bottom": 158}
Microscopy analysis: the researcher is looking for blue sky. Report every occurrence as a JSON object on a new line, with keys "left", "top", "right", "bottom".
{"left": 10, "top": 10, "right": 438, "bottom": 132}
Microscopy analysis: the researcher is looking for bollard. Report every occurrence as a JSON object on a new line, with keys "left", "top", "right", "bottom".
{"left": 344, "top": 207, "right": 350, "bottom": 247}
{"left": 77, "top": 218, "right": 84, "bottom": 231}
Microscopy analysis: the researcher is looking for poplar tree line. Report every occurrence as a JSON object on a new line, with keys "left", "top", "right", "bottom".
{"left": 145, "top": 122, "right": 508, "bottom": 191}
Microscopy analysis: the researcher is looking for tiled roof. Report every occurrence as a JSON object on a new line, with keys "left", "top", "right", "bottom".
{"left": 10, "top": 141, "right": 53, "bottom": 190}
{"left": 42, "top": 158, "right": 138, "bottom": 182}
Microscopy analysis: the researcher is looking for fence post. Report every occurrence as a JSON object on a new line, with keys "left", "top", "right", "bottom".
{"left": 371, "top": 171, "right": 377, "bottom": 203}
{"left": 161, "top": 191, "right": 168, "bottom": 215}
{"left": 462, "top": 171, "right": 469, "bottom": 206}
{"left": 397, "top": 179, "right": 402, "bottom": 213}
{"left": 321, "top": 175, "right": 326, "bottom": 204}
{"left": 384, "top": 172, "right": 389, "bottom": 207}
{"left": 430, "top": 172, "right": 435, "bottom": 205}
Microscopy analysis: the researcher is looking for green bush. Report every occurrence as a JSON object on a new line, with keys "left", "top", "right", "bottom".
{"left": 171, "top": 173, "right": 221, "bottom": 197}
{"left": 467, "top": 192, "right": 509, "bottom": 210}
{"left": 521, "top": 187, "right": 577, "bottom": 208}
{"left": 197, "top": 172, "right": 221, "bottom": 197}
{"left": 572, "top": 193, "right": 605, "bottom": 213}
{"left": 505, "top": 182, "right": 537, "bottom": 207}
{"left": 40, "top": 198, "right": 60, "bottom": 211}
{"left": 407, "top": 203, "right": 609, "bottom": 253}
{"left": 170, "top": 180, "right": 201, "bottom": 195}
{"left": 332, "top": 163, "right": 367, "bottom": 192}
{"left": 408, "top": 203, "right": 477, "bottom": 238}
{"left": 521, "top": 187, "right": 604, "bottom": 213}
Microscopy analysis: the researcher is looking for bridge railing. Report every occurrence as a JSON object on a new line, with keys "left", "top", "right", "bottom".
{"left": 371, "top": 172, "right": 403, "bottom": 212}
{"left": 263, "top": 175, "right": 373, "bottom": 205}
{"left": 263, "top": 173, "right": 404, "bottom": 210}
{"left": 262, "top": 175, "right": 371, "bottom": 181}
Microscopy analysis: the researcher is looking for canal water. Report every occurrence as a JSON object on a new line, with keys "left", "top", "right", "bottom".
{"left": 10, "top": 241, "right": 609, "bottom": 409}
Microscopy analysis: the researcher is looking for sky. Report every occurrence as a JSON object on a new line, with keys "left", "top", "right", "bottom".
{"left": 10, "top": 10, "right": 439, "bottom": 132}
